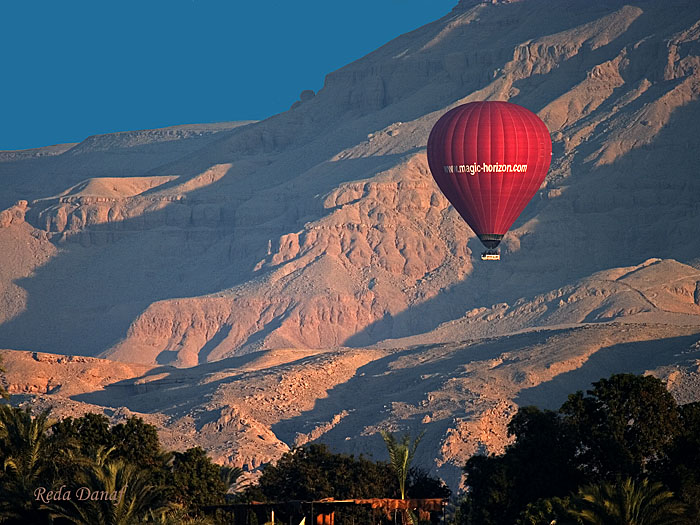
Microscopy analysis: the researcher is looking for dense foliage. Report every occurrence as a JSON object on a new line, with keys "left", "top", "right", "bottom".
{"left": 248, "top": 442, "right": 450, "bottom": 502}
{"left": 256, "top": 443, "right": 397, "bottom": 500}
{"left": 0, "top": 405, "right": 449, "bottom": 524}
{"left": 457, "top": 373, "right": 700, "bottom": 525}
{"left": 1, "top": 368, "right": 697, "bottom": 525}
{"left": 171, "top": 447, "right": 228, "bottom": 509}
{"left": 241, "top": 442, "right": 449, "bottom": 524}
{"left": 0, "top": 409, "right": 230, "bottom": 524}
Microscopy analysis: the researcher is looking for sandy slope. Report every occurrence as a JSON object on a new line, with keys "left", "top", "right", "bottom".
{"left": 4, "top": 320, "right": 699, "bottom": 489}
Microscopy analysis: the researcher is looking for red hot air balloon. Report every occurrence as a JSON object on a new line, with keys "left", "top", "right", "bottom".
{"left": 426, "top": 101, "right": 552, "bottom": 260}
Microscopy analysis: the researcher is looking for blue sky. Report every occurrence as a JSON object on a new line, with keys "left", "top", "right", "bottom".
{"left": 1, "top": 0, "right": 454, "bottom": 151}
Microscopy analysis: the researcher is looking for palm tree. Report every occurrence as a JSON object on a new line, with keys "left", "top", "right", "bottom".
{"left": 48, "top": 446, "right": 171, "bottom": 525}
{"left": 380, "top": 430, "right": 425, "bottom": 525}
{"left": 569, "top": 477, "right": 687, "bottom": 525}
{"left": 379, "top": 430, "right": 424, "bottom": 500}
{"left": 0, "top": 405, "right": 58, "bottom": 523}
{"left": 220, "top": 465, "right": 246, "bottom": 493}
{"left": 147, "top": 505, "right": 217, "bottom": 524}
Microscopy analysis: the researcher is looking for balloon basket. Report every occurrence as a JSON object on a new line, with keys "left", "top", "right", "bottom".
{"left": 480, "top": 250, "right": 500, "bottom": 261}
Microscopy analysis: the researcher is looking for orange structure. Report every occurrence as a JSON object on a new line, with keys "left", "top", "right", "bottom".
{"left": 203, "top": 497, "right": 447, "bottom": 524}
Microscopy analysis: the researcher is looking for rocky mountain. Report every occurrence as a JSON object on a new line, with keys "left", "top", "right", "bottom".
{"left": 1, "top": 0, "right": 700, "bottom": 490}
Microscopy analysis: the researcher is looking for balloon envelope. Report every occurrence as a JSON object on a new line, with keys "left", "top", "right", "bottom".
{"left": 426, "top": 101, "right": 552, "bottom": 249}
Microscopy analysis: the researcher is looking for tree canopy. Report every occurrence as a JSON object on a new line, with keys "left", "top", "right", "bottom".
{"left": 255, "top": 443, "right": 398, "bottom": 501}
{"left": 458, "top": 373, "right": 698, "bottom": 525}
{"left": 0, "top": 409, "right": 231, "bottom": 524}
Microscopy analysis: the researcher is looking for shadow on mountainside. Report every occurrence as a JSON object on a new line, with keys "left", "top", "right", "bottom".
{"left": 509, "top": 5, "right": 692, "bottom": 114}
{"left": 2, "top": 0, "right": 700, "bottom": 362}
{"left": 0, "top": 146, "right": 410, "bottom": 358}
{"left": 70, "top": 349, "right": 325, "bottom": 420}
{"left": 271, "top": 327, "right": 585, "bottom": 450}
{"left": 0, "top": 125, "right": 251, "bottom": 211}
{"left": 344, "top": 93, "right": 700, "bottom": 348}
{"left": 268, "top": 329, "right": 700, "bottom": 489}
{"left": 515, "top": 331, "right": 700, "bottom": 409}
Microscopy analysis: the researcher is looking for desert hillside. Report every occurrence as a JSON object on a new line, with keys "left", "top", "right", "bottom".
{"left": 4, "top": 315, "right": 700, "bottom": 488}
{"left": 1, "top": 0, "right": 700, "bottom": 489}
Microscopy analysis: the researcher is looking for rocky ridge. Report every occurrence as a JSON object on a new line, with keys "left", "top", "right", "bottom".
{"left": 4, "top": 317, "right": 700, "bottom": 488}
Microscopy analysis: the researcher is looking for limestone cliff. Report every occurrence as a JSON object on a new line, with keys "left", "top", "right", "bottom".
{"left": 1, "top": 0, "right": 700, "bottom": 491}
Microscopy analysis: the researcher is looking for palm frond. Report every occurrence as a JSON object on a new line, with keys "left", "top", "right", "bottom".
{"left": 379, "top": 429, "right": 424, "bottom": 500}
{"left": 569, "top": 477, "right": 687, "bottom": 525}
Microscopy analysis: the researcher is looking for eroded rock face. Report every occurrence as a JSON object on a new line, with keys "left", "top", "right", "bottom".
{"left": 5, "top": 318, "right": 699, "bottom": 489}
{"left": 0, "top": 201, "right": 27, "bottom": 229}
{"left": 2, "top": 1, "right": 700, "bottom": 362}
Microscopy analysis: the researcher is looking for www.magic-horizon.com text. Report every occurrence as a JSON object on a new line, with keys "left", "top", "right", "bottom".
{"left": 443, "top": 163, "right": 528, "bottom": 175}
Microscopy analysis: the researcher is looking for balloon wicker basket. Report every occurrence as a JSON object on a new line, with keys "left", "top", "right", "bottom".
{"left": 480, "top": 250, "right": 500, "bottom": 261}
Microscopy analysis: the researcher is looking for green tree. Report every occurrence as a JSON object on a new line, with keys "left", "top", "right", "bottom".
{"left": 49, "top": 412, "right": 114, "bottom": 483}
{"left": 171, "top": 447, "right": 228, "bottom": 511}
{"left": 457, "top": 374, "right": 688, "bottom": 525}
{"left": 506, "top": 406, "right": 583, "bottom": 502}
{"left": 256, "top": 443, "right": 396, "bottom": 500}
{"left": 569, "top": 478, "right": 686, "bottom": 525}
{"left": 0, "top": 407, "right": 243, "bottom": 524}
{"left": 49, "top": 446, "right": 170, "bottom": 525}
{"left": 49, "top": 413, "right": 167, "bottom": 469}
{"left": 251, "top": 444, "right": 398, "bottom": 524}
{"left": 406, "top": 466, "right": 451, "bottom": 500}
{"left": 379, "top": 430, "right": 424, "bottom": 500}
{"left": 110, "top": 416, "right": 168, "bottom": 469}
{"left": 516, "top": 496, "right": 581, "bottom": 525}
{"left": 50, "top": 412, "right": 113, "bottom": 456}
{"left": 50, "top": 413, "right": 172, "bottom": 497}
{"left": 660, "top": 401, "right": 700, "bottom": 521}
{"left": 560, "top": 374, "right": 680, "bottom": 480}
{"left": 458, "top": 454, "right": 516, "bottom": 525}
{"left": 459, "top": 407, "right": 581, "bottom": 525}
{"left": 0, "top": 406, "right": 58, "bottom": 524}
